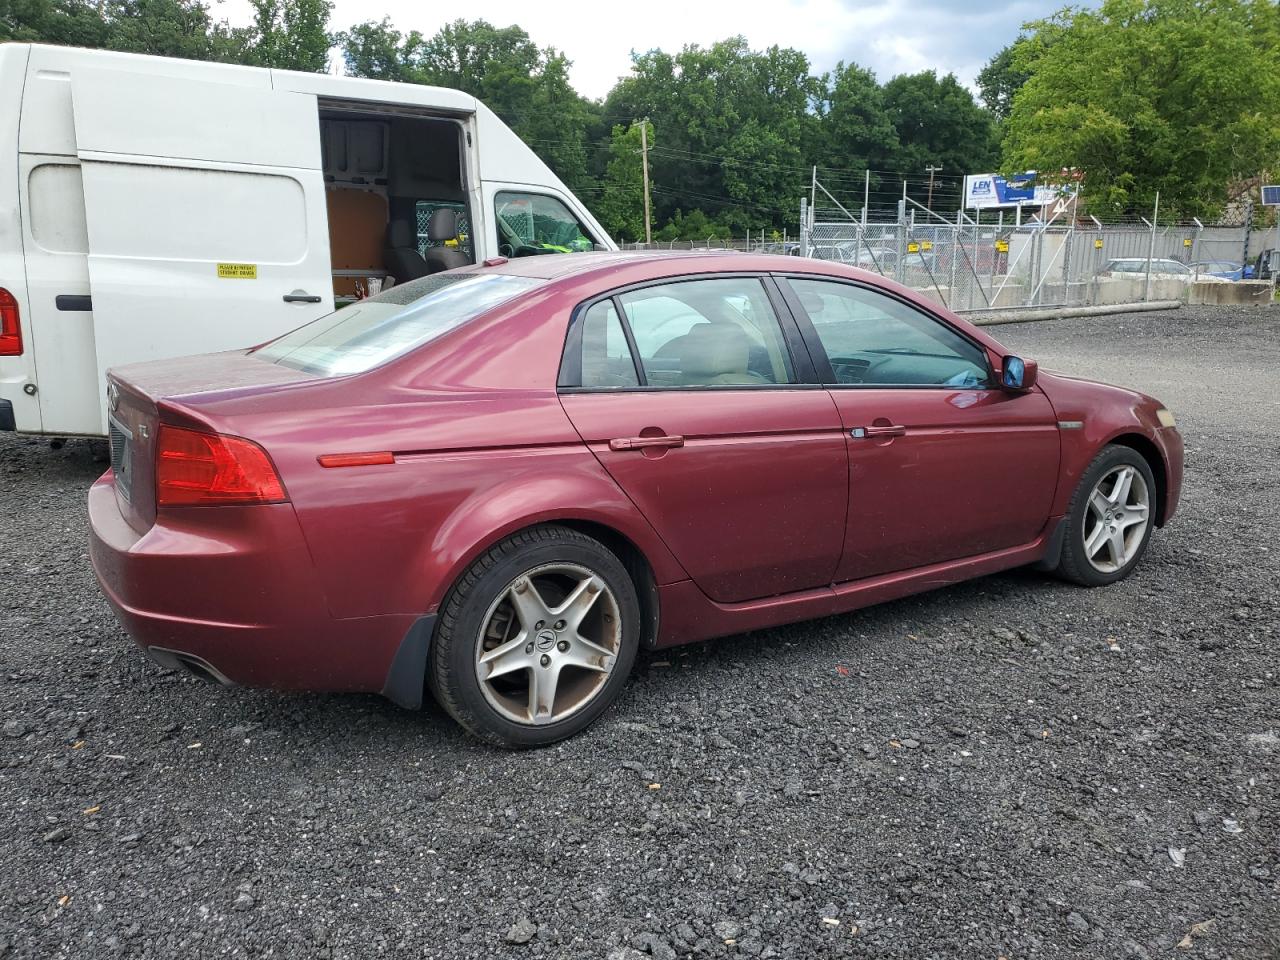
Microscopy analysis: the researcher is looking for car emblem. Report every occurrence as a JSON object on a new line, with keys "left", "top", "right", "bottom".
{"left": 535, "top": 629, "right": 557, "bottom": 652}
{"left": 107, "top": 381, "right": 120, "bottom": 412}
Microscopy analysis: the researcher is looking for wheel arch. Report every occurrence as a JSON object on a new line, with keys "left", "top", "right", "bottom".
{"left": 416, "top": 469, "right": 684, "bottom": 652}
{"left": 1106, "top": 431, "right": 1169, "bottom": 526}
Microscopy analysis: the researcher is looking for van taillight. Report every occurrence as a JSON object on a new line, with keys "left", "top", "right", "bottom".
{"left": 156, "top": 425, "right": 287, "bottom": 507}
{"left": 0, "top": 289, "right": 21, "bottom": 356}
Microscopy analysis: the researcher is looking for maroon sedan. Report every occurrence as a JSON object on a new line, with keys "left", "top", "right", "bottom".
{"left": 90, "top": 253, "right": 1183, "bottom": 747}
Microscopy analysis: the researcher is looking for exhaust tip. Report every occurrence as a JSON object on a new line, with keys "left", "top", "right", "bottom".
{"left": 147, "top": 647, "right": 234, "bottom": 686}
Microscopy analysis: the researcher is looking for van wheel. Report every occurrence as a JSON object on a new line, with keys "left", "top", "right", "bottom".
{"left": 1054, "top": 445, "right": 1157, "bottom": 587}
{"left": 429, "top": 525, "right": 640, "bottom": 748}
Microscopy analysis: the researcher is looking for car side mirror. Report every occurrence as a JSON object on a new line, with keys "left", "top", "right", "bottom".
{"left": 1000, "top": 355, "right": 1038, "bottom": 391}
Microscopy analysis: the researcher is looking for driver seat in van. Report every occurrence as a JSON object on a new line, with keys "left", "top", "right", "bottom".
{"left": 423, "top": 209, "right": 469, "bottom": 274}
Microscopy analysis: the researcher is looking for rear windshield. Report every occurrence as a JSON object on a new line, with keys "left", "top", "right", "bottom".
{"left": 255, "top": 273, "right": 544, "bottom": 376}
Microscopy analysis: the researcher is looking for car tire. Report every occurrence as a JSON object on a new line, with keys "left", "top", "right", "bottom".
{"left": 1054, "top": 444, "right": 1158, "bottom": 587}
{"left": 428, "top": 524, "right": 640, "bottom": 748}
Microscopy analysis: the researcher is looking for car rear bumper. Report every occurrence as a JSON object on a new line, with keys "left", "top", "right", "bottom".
{"left": 88, "top": 473, "right": 420, "bottom": 698}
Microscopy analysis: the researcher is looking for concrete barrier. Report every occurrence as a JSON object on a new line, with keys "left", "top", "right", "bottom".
{"left": 1188, "top": 280, "right": 1275, "bottom": 305}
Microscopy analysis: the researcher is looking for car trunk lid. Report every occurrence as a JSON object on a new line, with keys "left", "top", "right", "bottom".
{"left": 106, "top": 350, "right": 317, "bottom": 532}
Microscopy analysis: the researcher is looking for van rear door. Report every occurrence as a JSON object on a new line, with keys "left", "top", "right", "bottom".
{"left": 68, "top": 68, "right": 333, "bottom": 433}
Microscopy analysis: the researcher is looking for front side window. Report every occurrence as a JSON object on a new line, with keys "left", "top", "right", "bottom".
{"left": 495, "top": 191, "right": 597, "bottom": 256}
{"left": 574, "top": 277, "right": 795, "bottom": 388}
{"left": 255, "top": 272, "right": 543, "bottom": 376}
{"left": 788, "top": 278, "right": 990, "bottom": 387}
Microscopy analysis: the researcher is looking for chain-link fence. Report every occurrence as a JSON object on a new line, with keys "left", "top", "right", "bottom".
{"left": 802, "top": 201, "right": 1277, "bottom": 313}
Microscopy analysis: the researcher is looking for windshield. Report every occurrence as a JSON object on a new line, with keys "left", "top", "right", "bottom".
{"left": 255, "top": 273, "right": 544, "bottom": 376}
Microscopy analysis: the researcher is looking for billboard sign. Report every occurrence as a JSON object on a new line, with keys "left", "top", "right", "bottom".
{"left": 964, "top": 172, "right": 1070, "bottom": 210}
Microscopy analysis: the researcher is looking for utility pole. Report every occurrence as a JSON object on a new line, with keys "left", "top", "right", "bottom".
{"left": 639, "top": 119, "right": 652, "bottom": 246}
{"left": 925, "top": 164, "right": 943, "bottom": 210}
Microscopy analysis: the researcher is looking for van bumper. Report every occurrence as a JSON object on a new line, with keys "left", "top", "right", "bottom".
{"left": 0, "top": 398, "right": 13, "bottom": 431}
{"left": 87, "top": 473, "right": 420, "bottom": 700}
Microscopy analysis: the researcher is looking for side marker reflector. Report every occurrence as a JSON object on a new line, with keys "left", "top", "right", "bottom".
{"left": 317, "top": 452, "right": 396, "bottom": 468}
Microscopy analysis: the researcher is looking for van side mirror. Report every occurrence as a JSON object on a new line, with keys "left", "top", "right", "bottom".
{"left": 1000, "top": 355, "right": 1038, "bottom": 391}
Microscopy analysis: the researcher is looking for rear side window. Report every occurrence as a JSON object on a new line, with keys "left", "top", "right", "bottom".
{"left": 256, "top": 273, "right": 543, "bottom": 376}
{"left": 580, "top": 301, "right": 639, "bottom": 387}
{"left": 571, "top": 277, "right": 796, "bottom": 388}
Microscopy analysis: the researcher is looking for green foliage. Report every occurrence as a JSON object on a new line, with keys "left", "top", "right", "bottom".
{"left": 333, "top": 17, "right": 421, "bottom": 81}
{"left": 1002, "top": 0, "right": 1280, "bottom": 219}
{"left": 976, "top": 41, "right": 1033, "bottom": 121}
{"left": 235, "top": 0, "right": 333, "bottom": 72}
{"left": 811, "top": 61, "right": 898, "bottom": 171}
{"left": 604, "top": 37, "right": 818, "bottom": 233}
{"left": 338, "top": 18, "right": 598, "bottom": 191}
{"left": 881, "top": 70, "right": 1000, "bottom": 195}
{"left": 595, "top": 121, "right": 650, "bottom": 242}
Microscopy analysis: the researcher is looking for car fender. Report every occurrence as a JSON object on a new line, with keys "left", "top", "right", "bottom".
{"left": 1036, "top": 371, "right": 1181, "bottom": 524}
{"left": 413, "top": 455, "right": 689, "bottom": 614}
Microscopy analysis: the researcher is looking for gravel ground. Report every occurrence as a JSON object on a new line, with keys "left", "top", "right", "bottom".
{"left": 2, "top": 303, "right": 1278, "bottom": 960}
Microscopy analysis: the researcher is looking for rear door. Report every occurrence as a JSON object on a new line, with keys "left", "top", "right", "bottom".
{"left": 559, "top": 275, "right": 848, "bottom": 604}
{"left": 779, "top": 275, "right": 1060, "bottom": 582}
{"left": 69, "top": 68, "right": 332, "bottom": 432}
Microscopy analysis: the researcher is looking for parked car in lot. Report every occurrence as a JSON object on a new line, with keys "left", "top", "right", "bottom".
{"left": 89, "top": 253, "right": 1184, "bottom": 747}
{"left": 1190, "top": 260, "right": 1253, "bottom": 281}
{"left": 1098, "top": 257, "right": 1194, "bottom": 279}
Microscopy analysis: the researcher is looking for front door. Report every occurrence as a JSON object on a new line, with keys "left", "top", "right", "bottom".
{"left": 559, "top": 276, "right": 848, "bottom": 604}
{"left": 69, "top": 68, "right": 333, "bottom": 433}
{"left": 780, "top": 276, "right": 1061, "bottom": 582}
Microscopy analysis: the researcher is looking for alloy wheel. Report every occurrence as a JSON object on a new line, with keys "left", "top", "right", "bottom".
{"left": 474, "top": 563, "right": 622, "bottom": 726}
{"left": 1082, "top": 464, "right": 1151, "bottom": 573}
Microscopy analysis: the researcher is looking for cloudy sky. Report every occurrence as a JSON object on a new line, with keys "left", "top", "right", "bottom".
{"left": 221, "top": 0, "right": 1089, "bottom": 99}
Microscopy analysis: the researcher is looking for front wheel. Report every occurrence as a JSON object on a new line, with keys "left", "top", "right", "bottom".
{"left": 1053, "top": 445, "right": 1157, "bottom": 587}
{"left": 429, "top": 525, "right": 640, "bottom": 748}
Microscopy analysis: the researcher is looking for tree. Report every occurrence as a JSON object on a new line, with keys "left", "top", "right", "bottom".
{"left": 1002, "top": 0, "right": 1280, "bottom": 219}
{"left": 603, "top": 37, "right": 816, "bottom": 232}
{"left": 102, "top": 0, "right": 228, "bottom": 61}
{"left": 595, "top": 120, "right": 651, "bottom": 241}
{"left": 338, "top": 18, "right": 598, "bottom": 191}
{"left": 976, "top": 41, "right": 1033, "bottom": 122}
{"left": 335, "top": 18, "right": 424, "bottom": 81}
{"left": 882, "top": 70, "right": 1000, "bottom": 197}
{"left": 812, "top": 61, "right": 898, "bottom": 172}
{"left": 1, "top": 0, "right": 109, "bottom": 46}
{"left": 235, "top": 0, "right": 332, "bottom": 72}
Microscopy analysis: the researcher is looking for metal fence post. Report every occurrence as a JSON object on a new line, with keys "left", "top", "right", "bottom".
{"left": 896, "top": 199, "right": 907, "bottom": 282}
{"left": 1144, "top": 191, "right": 1159, "bottom": 302}
{"left": 1190, "top": 218, "right": 1203, "bottom": 281}
{"left": 799, "top": 198, "right": 809, "bottom": 258}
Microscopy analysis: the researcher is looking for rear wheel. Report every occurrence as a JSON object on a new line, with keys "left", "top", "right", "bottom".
{"left": 429, "top": 525, "right": 640, "bottom": 748}
{"left": 1054, "top": 445, "right": 1156, "bottom": 587}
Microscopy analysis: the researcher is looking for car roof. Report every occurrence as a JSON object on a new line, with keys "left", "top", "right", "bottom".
{"left": 472, "top": 250, "right": 742, "bottom": 281}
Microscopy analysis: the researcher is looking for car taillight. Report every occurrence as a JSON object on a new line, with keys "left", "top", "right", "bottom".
{"left": 0, "top": 288, "right": 21, "bottom": 356}
{"left": 156, "top": 425, "right": 287, "bottom": 507}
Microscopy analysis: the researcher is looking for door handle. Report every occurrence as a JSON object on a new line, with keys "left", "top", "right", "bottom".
{"left": 857, "top": 424, "right": 907, "bottom": 439}
{"left": 283, "top": 293, "right": 322, "bottom": 304}
{"left": 609, "top": 435, "right": 685, "bottom": 451}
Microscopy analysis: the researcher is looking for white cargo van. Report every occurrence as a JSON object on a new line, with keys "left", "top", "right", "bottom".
{"left": 0, "top": 43, "right": 615, "bottom": 438}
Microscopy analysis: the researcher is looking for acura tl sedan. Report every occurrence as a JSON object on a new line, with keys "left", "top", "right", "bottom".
{"left": 90, "top": 253, "right": 1183, "bottom": 747}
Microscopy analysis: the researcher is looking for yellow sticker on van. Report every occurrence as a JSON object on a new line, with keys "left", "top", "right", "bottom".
{"left": 217, "top": 263, "right": 258, "bottom": 279}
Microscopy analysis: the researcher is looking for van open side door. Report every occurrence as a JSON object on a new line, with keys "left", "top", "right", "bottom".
{"left": 69, "top": 69, "right": 333, "bottom": 431}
